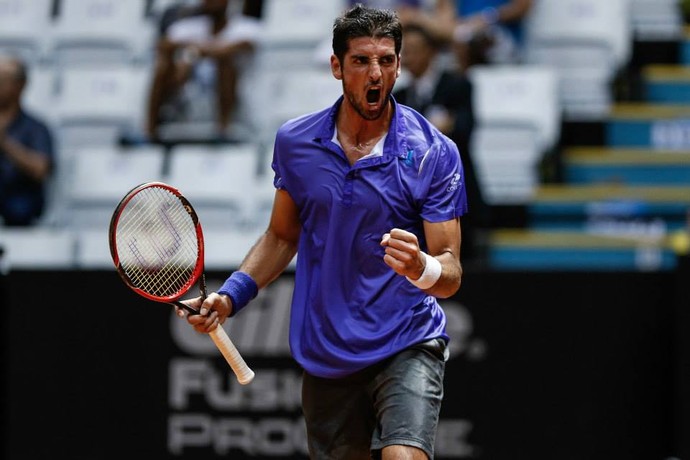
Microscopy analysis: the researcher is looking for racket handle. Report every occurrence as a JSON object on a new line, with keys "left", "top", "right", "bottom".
{"left": 209, "top": 326, "right": 255, "bottom": 385}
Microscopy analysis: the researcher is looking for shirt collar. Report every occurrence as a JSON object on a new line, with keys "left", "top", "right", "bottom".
{"left": 331, "top": 126, "right": 387, "bottom": 160}
{"left": 317, "top": 95, "right": 409, "bottom": 160}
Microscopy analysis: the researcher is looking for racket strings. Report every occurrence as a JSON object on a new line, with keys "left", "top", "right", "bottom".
{"left": 115, "top": 187, "right": 200, "bottom": 298}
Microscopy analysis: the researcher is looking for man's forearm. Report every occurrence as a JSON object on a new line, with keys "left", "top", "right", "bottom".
{"left": 239, "top": 229, "right": 299, "bottom": 290}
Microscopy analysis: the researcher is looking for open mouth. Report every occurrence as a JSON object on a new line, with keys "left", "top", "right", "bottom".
{"left": 366, "top": 88, "right": 381, "bottom": 104}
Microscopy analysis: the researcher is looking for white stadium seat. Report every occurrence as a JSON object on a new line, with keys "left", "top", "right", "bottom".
{"left": 261, "top": 0, "right": 345, "bottom": 49}
{"left": 22, "top": 63, "right": 58, "bottom": 125}
{"left": 165, "top": 142, "right": 260, "bottom": 229}
{"left": 256, "top": 0, "right": 347, "bottom": 69}
{"left": 0, "top": 0, "right": 53, "bottom": 64}
{"left": 65, "top": 145, "right": 167, "bottom": 229}
{"left": 50, "top": 0, "right": 155, "bottom": 65}
{"left": 250, "top": 67, "right": 342, "bottom": 145}
{"left": 73, "top": 228, "right": 113, "bottom": 269}
{"left": 523, "top": 0, "right": 632, "bottom": 120}
{"left": 468, "top": 64, "right": 560, "bottom": 204}
{"left": 0, "top": 227, "right": 76, "bottom": 270}
{"left": 53, "top": 64, "right": 151, "bottom": 149}
{"left": 630, "top": 0, "right": 684, "bottom": 41}
{"left": 202, "top": 227, "right": 266, "bottom": 270}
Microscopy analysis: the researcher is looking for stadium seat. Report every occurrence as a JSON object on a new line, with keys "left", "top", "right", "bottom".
{"left": 164, "top": 142, "right": 261, "bottom": 229}
{"left": 0, "top": 227, "right": 76, "bottom": 270}
{"left": 0, "top": 0, "right": 53, "bottom": 64}
{"left": 250, "top": 66, "right": 342, "bottom": 146}
{"left": 49, "top": 0, "right": 155, "bottom": 65}
{"left": 261, "top": 0, "right": 345, "bottom": 48}
{"left": 252, "top": 169, "right": 277, "bottom": 230}
{"left": 64, "top": 144, "right": 167, "bottom": 230}
{"left": 73, "top": 228, "right": 113, "bottom": 269}
{"left": 53, "top": 63, "right": 151, "bottom": 149}
{"left": 523, "top": 0, "right": 632, "bottom": 120}
{"left": 22, "top": 63, "right": 58, "bottom": 126}
{"left": 148, "top": 0, "right": 190, "bottom": 17}
{"left": 467, "top": 64, "right": 561, "bottom": 204}
{"left": 630, "top": 0, "right": 684, "bottom": 41}
{"left": 257, "top": 0, "right": 347, "bottom": 69}
{"left": 203, "top": 226, "right": 266, "bottom": 270}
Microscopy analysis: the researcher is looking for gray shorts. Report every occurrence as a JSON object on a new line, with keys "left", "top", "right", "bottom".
{"left": 301, "top": 338, "right": 448, "bottom": 459}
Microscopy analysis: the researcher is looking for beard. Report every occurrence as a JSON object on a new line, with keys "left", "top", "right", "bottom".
{"left": 342, "top": 82, "right": 393, "bottom": 121}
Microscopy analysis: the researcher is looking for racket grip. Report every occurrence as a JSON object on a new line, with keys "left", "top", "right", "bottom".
{"left": 209, "top": 326, "right": 255, "bottom": 385}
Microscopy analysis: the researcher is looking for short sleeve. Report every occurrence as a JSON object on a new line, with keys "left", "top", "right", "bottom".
{"left": 419, "top": 139, "right": 468, "bottom": 222}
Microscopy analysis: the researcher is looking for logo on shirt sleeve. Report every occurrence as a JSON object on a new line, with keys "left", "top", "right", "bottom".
{"left": 447, "top": 173, "right": 462, "bottom": 193}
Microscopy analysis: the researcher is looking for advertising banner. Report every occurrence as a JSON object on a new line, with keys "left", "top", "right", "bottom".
{"left": 3, "top": 268, "right": 684, "bottom": 459}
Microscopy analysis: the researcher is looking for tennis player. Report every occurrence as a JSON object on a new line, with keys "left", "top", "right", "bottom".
{"left": 180, "top": 4, "right": 467, "bottom": 459}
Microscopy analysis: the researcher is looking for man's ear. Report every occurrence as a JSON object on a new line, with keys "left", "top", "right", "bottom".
{"left": 331, "top": 55, "right": 342, "bottom": 80}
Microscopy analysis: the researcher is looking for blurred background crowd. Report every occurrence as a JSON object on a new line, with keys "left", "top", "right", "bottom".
{"left": 2, "top": 2, "right": 690, "bottom": 459}
{"left": 0, "top": 0, "right": 689, "bottom": 272}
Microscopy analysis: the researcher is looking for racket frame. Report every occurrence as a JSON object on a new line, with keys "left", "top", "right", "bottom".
{"left": 108, "top": 181, "right": 255, "bottom": 385}
{"left": 109, "top": 181, "right": 205, "bottom": 303}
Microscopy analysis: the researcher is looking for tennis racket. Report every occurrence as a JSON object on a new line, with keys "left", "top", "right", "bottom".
{"left": 108, "top": 181, "right": 255, "bottom": 385}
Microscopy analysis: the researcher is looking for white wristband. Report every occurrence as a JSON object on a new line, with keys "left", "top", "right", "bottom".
{"left": 406, "top": 252, "right": 442, "bottom": 290}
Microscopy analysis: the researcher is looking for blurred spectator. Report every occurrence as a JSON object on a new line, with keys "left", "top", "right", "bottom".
{"left": 394, "top": 24, "right": 487, "bottom": 260}
{"left": 0, "top": 53, "right": 55, "bottom": 227}
{"left": 451, "top": 0, "right": 533, "bottom": 71}
{"left": 145, "top": 0, "right": 262, "bottom": 141}
{"left": 395, "top": 24, "right": 473, "bottom": 159}
{"left": 349, "top": 0, "right": 447, "bottom": 30}
{"left": 398, "top": 0, "right": 533, "bottom": 72}
{"left": 393, "top": 0, "right": 457, "bottom": 45}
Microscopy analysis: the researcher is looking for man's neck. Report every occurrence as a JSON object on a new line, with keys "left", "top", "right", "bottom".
{"left": 336, "top": 99, "right": 392, "bottom": 145}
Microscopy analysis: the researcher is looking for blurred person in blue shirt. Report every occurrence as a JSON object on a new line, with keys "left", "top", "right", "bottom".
{"left": 0, "top": 53, "right": 54, "bottom": 227}
{"left": 451, "top": 0, "right": 533, "bottom": 71}
{"left": 398, "top": 0, "right": 533, "bottom": 72}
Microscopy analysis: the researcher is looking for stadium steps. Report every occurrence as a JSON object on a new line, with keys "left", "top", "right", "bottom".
{"left": 642, "top": 63, "right": 690, "bottom": 104}
{"left": 487, "top": 228, "right": 680, "bottom": 271}
{"left": 526, "top": 183, "right": 690, "bottom": 231}
{"left": 605, "top": 102, "right": 690, "bottom": 148}
{"left": 562, "top": 146, "right": 690, "bottom": 185}
{"left": 484, "top": 20, "right": 690, "bottom": 271}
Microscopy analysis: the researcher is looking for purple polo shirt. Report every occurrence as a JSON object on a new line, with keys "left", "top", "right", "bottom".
{"left": 272, "top": 96, "right": 467, "bottom": 378}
